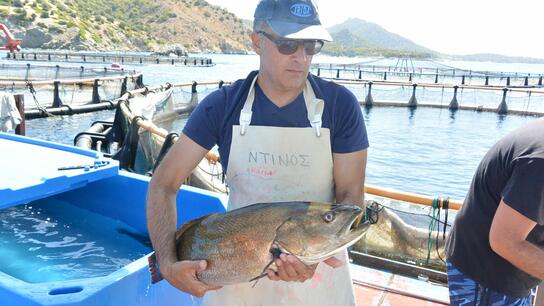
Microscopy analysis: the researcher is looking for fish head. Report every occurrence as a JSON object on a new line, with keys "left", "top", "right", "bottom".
{"left": 274, "top": 203, "right": 370, "bottom": 264}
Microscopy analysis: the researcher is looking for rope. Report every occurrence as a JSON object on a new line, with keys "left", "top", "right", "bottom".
{"left": 366, "top": 198, "right": 450, "bottom": 266}
{"left": 364, "top": 201, "right": 383, "bottom": 224}
{"left": 70, "top": 82, "right": 76, "bottom": 105}
{"left": 25, "top": 81, "right": 54, "bottom": 117}
{"left": 61, "top": 82, "right": 68, "bottom": 103}
{"left": 435, "top": 215, "right": 447, "bottom": 264}
{"left": 435, "top": 197, "right": 448, "bottom": 264}
{"left": 368, "top": 200, "right": 453, "bottom": 227}
{"left": 525, "top": 91, "right": 532, "bottom": 112}
{"left": 196, "top": 163, "right": 223, "bottom": 177}
{"left": 426, "top": 198, "right": 440, "bottom": 265}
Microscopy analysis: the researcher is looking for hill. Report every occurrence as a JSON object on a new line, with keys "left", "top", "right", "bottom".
{"left": 453, "top": 53, "right": 544, "bottom": 64}
{"left": 0, "top": 0, "right": 252, "bottom": 53}
{"left": 324, "top": 18, "right": 435, "bottom": 58}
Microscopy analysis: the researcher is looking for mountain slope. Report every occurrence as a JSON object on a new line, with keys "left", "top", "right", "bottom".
{"left": 0, "top": 0, "right": 252, "bottom": 53}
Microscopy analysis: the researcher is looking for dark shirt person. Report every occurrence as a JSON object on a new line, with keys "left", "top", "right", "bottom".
{"left": 446, "top": 118, "right": 544, "bottom": 305}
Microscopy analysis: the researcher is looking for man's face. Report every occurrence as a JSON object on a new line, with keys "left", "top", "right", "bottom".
{"left": 253, "top": 31, "right": 315, "bottom": 92}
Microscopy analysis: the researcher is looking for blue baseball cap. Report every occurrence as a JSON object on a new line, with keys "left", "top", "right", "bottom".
{"left": 254, "top": 0, "right": 333, "bottom": 42}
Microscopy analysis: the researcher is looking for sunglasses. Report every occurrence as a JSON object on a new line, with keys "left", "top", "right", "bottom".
{"left": 258, "top": 31, "right": 324, "bottom": 56}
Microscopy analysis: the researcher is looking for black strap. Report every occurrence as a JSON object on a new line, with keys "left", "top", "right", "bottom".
{"left": 443, "top": 197, "right": 449, "bottom": 240}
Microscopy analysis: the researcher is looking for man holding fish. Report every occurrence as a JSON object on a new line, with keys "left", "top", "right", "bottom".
{"left": 146, "top": 0, "right": 369, "bottom": 305}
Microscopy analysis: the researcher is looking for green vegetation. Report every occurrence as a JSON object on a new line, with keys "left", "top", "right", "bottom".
{"left": 323, "top": 43, "right": 434, "bottom": 59}
{"left": 1, "top": 0, "right": 253, "bottom": 52}
{"left": 91, "top": 32, "right": 102, "bottom": 43}
{"left": 78, "top": 27, "right": 86, "bottom": 39}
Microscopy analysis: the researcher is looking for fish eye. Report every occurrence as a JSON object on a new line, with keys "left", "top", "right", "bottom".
{"left": 322, "top": 212, "right": 335, "bottom": 223}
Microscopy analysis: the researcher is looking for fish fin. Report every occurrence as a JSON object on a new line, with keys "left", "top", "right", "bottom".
{"left": 175, "top": 213, "right": 216, "bottom": 241}
{"left": 148, "top": 252, "right": 164, "bottom": 284}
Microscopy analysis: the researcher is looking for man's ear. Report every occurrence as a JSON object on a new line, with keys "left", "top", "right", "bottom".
{"left": 251, "top": 32, "right": 262, "bottom": 55}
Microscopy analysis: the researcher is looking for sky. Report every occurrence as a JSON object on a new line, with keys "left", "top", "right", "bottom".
{"left": 206, "top": 0, "right": 544, "bottom": 59}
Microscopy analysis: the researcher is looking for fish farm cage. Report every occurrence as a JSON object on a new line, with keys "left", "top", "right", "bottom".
{"left": 306, "top": 59, "right": 544, "bottom": 115}
{"left": 74, "top": 78, "right": 544, "bottom": 180}
{"left": 338, "top": 79, "right": 544, "bottom": 115}
{"left": 311, "top": 59, "right": 544, "bottom": 88}
{"left": 5, "top": 50, "right": 214, "bottom": 66}
{"left": 0, "top": 62, "right": 144, "bottom": 119}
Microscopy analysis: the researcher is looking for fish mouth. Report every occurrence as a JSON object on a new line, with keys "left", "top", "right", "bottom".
{"left": 334, "top": 204, "right": 367, "bottom": 236}
{"left": 349, "top": 208, "right": 364, "bottom": 231}
{"left": 296, "top": 206, "right": 369, "bottom": 264}
{"left": 339, "top": 205, "right": 370, "bottom": 249}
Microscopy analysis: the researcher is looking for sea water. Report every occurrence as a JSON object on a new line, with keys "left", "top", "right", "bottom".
{"left": 0, "top": 199, "right": 151, "bottom": 283}
{"left": 361, "top": 106, "right": 534, "bottom": 199}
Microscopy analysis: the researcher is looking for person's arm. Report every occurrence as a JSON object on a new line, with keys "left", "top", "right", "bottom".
{"left": 489, "top": 199, "right": 544, "bottom": 280}
{"left": 333, "top": 149, "right": 367, "bottom": 207}
{"left": 146, "top": 134, "right": 222, "bottom": 297}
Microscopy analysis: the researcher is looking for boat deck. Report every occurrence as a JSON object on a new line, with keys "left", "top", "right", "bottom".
{"left": 351, "top": 264, "right": 449, "bottom": 306}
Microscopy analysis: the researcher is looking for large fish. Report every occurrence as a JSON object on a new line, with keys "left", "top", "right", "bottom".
{"left": 149, "top": 202, "right": 370, "bottom": 286}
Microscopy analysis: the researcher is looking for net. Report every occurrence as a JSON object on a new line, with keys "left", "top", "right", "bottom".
{"left": 0, "top": 62, "right": 142, "bottom": 110}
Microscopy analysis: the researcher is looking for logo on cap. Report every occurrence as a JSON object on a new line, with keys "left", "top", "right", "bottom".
{"left": 290, "top": 3, "right": 313, "bottom": 18}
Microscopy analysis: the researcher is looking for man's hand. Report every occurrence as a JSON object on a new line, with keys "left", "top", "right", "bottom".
{"left": 163, "top": 260, "right": 222, "bottom": 298}
{"left": 267, "top": 254, "right": 345, "bottom": 282}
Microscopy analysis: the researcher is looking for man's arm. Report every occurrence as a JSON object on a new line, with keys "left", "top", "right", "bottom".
{"left": 146, "top": 134, "right": 221, "bottom": 297}
{"left": 489, "top": 199, "right": 544, "bottom": 280}
{"left": 333, "top": 149, "right": 367, "bottom": 207}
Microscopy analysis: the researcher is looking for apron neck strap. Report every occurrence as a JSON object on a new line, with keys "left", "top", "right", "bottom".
{"left": 303, "top": 80, "right": 325, "bottom": 137}
{"left": 239, "top": 76, "right": 258, "bottom": 136}
{"left": 239, "top": 74, "right": 325, "bottom": 137}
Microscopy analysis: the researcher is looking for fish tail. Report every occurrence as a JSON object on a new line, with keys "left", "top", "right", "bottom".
{"left": 148, "top": 253, "right": 164, "bottom": 284}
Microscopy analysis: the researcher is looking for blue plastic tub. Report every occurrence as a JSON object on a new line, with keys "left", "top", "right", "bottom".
{"left": 0, "top": 133, "right": 227, "bottom": 305}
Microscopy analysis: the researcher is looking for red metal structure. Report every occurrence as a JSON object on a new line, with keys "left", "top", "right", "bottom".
{"left": 0, "top": 24, "right": 22, "bottom": 52}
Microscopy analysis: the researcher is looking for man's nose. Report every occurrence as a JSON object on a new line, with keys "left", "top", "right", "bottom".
{"left": 292, "top": 42, "right": 308, "bottom": 60}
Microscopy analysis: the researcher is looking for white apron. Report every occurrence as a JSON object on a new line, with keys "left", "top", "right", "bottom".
{"left": 203, "top": 75, "right": 356, "bottom": 306}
